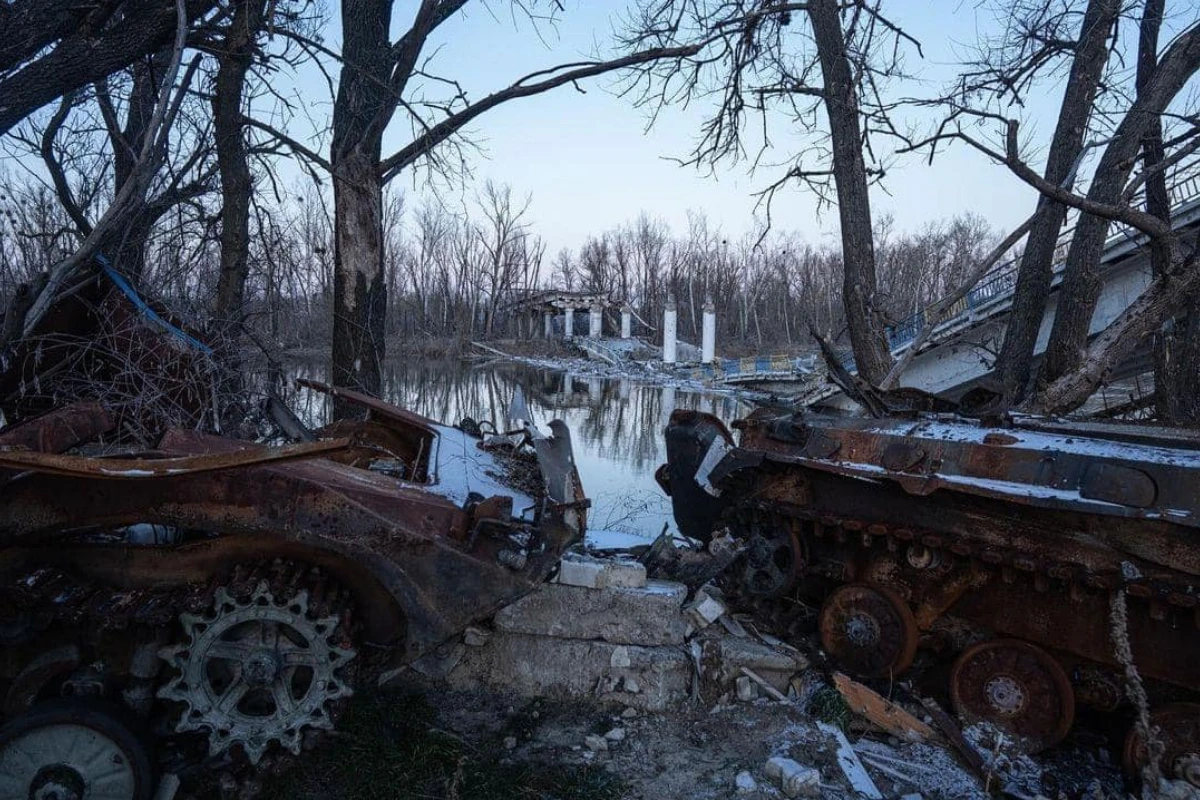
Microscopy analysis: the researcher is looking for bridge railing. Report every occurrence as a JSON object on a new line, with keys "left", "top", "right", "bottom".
{"left": 880, "top": 151, "right": 1200, "bottom": 355}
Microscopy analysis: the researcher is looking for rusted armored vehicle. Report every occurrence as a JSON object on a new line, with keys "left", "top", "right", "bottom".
{"left": 0, "top": 258, "right": 587, "bottom": 798}
{"left": 660, "top": 407, "right": 1200, "bottom": 782}
{"left": 0, "top": 384, "right": 585, "bottom": 799}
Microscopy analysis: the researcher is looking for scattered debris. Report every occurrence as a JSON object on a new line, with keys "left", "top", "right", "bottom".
{"left": 686, "top": 585, "right": 728, "bottom": 630}
{"left": 833, "top": 673, "right": 936, "bottom": 743}
{"left": 735, "top": 770, "right": 758, "bottom": 793}
{"left": 741, "top": 667, "right": 790, "bottom": 703}
{"left": 818, "top": 721, "right": 883, "bottom": 800}
{"left": 765, "top": 756, "right": 822, "bottom": 798}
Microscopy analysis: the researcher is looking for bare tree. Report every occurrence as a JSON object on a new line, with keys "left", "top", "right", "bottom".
{"left": 621, "top": 0, "right": 921, "bottom": 383}
{"left": 211, "top": 0, "right": 269, "bottom": 324}
{"left": 243, "top": 1, "right": 703, "bottom": 415}
{"left": 907, "top": 0, "right": 1200, "bottom": 415}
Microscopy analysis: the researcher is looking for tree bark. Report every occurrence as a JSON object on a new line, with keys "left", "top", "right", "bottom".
{"left": 991, "top": 0, "right": 1120, "bottom": 404}
{"left": 1140, "top": 1, "right": 1200, "bottom": 425}
{"left": 328, "top": 0, "right": 398, "bottom": 413}
{"left": 95, "top": 50, "right": 172, "bottom": 279}
{"left": 0, "top": 0, "right": 216, "bottom": 136}
{"left": 1029, "top": 246, "right": 1196, "bottom": 415}
{"left": 807, "top": 0, "right": 891, "bottom": 386}
{"left": 1034, "top": 22, "right": 1200, "bottom": 397}
{"left": 213, "top": 0, "right": 267, "bottom": 323}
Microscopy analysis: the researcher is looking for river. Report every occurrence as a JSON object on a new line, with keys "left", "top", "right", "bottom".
{"left": 286, "top": 358, "right": 752, "bottom": 541}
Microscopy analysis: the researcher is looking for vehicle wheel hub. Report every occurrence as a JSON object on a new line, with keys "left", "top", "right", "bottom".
{"left": 0, "top": 709, "right": 145, "bottom": 800}
{"left": 31, "top": 766, "right": 85, "bottom": 800}
{"left": 818, "top": 583, "right": 919, "bottom": 678}
{"left": 984, "top": 675, "right": 1027, "bottom": 716}
{"left": 844, "top": 613, "right": 880, "bottom": 648}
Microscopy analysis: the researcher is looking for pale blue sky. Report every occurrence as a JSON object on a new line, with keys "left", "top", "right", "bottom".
{"left": 264, "top": 0, "right": 1075, "bottom": 253}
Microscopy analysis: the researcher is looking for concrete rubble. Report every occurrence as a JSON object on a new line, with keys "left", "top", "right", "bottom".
{"left": 401, "top": 547, "right": 1143, "bottom": 800}
{"left": 406, "top": 548, "right": 807, "bottom": 712}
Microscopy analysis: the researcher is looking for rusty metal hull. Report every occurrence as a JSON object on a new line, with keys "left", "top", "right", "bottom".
{"left": 2, "top": 415, "right": 582, "bottom": 661}
{"left": 661, "top": 408, "right": 1200, "bottom": 721}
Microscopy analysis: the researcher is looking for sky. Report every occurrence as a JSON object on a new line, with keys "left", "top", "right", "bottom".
{"left": 259, "top": 0, "right": 1077, "bottom": 255}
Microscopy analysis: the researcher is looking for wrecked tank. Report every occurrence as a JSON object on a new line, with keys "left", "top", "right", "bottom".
{"left": 660, "top": 407, "right": 1200, "bottom": 780}
{"left": 0, "top": 264, "right": 587, "bottom": 799}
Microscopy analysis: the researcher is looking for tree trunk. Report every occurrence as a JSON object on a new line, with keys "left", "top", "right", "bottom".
{"left": 807, "top": 0, "right": 891, "bottom": 385}
{"left": 992, "top": 0, "right": 1120, "bottom": 404}
{"left": 213, "top": 0, "right": 265, "bottom": 324}
{"left": 328, "top": 0, "right": 400, "bottom": 416}
{"left": 1029, "top": 250, "right": 1195, "bottom": 415}
{"left": 1034, "top": 22, "right": 1200, "bottom": 398}
{"left": 331, "top": 150, "right": 387, "bottom": 411}
{"left": 1141, "top": 0, "right": 1200, "bottom": 425}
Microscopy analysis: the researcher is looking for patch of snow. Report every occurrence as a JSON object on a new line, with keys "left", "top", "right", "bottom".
{"left": 867, "top": 419, "right": 1200, "bottom": 469}
{"left": 426, "top": 424, "right": 536, "bottom": 518}
{"left": 585, "top": 528, "right": 654, "bottom": 551}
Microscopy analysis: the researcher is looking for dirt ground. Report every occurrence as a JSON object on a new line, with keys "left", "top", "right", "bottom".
{"left": 262, "top": 678, "right": 1144, "bottom": 800}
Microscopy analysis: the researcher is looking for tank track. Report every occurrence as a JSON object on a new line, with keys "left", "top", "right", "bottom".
{"left": 724, "top": 500, "right": 1200, "bottom": 613}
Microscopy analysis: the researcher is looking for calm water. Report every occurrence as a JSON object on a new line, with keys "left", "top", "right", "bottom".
{"left": 286, "top": 359, "right": 753, "bottom": 540}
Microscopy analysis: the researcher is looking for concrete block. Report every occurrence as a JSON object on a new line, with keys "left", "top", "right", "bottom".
{"left": 494, "top": 580, "right": 688, "bottom": 646}
{"left": 444, "top": 632, "right": 691, "bottom": 711}
{"left": 556, "top": 553, "right": 647, "bottom": 589}
{"left": 765, "top": 757, "right": 820, "bottom": 798}
{"left": 585, "top": 734, "right": 608, "bottom": 752}
{"left": 557, "top": 555, "right": 607, "bottom": 588}
{"left": 735, "top": 771, "right": 757, "bottom": 793}
{"left": 701, "top": 635, "right": 808, "bottom": 693}
{"left": 686, "top": 588, "right": 726, "bottom": 630}
{"left": 604, "top": 559, "right": 647, "bottom": 588}
{"left": 463, "top": 626, "right": 491, "bottom": 647}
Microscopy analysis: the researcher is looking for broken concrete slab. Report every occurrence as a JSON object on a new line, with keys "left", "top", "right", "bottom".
{"left": 556, "top": 553, "right": 647, "bottom": 589}
{"left": 699, "top": 635, "right": 809, "bottom": 693}
{"left": 443, "top": 632, "right": 691, "bottom": 711}
{"left": 493, "top": 579, "right": 688, "bottom": 646}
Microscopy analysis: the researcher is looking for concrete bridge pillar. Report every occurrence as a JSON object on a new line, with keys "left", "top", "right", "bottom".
{"left": 663, "top": 295, "right": 678, "bottom": 365}
{"left": 702, "top": 295, "right": 716, "bottom": 364}
{"left": 564, "top": 308, "right": 574, "bottom": 338}
{"left": 589, "top": 304, "right": 603, "bottom": 338}
{"left": 544, "top": 310, "right": 553, "bottom": 338}
{"left": 621, "top": 305, "right": 632, "bottom": 339}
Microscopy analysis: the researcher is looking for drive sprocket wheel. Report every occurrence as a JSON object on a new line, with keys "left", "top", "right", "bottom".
{"left": 950, "top": 639, "right": 1074, "bottom": 753}
{"left": 1123, "top": 703, "right": 1200, "bottom": 787}
{"left": 818, "top": 583, "right": 918, "bottom": 678}
{"left": 158, "top": 577, "right": 356, "bottom": 765}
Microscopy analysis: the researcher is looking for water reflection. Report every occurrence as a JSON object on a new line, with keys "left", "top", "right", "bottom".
{"left": 286, "top": 359, "right": 750, "bottom": 539}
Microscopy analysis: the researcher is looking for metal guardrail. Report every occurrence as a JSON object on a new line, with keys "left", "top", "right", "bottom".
{"left": 877, "top": 155, "right": 1200, "bottom": 356}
